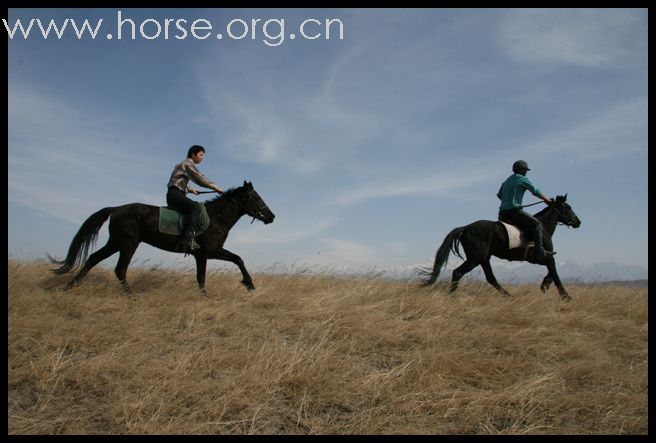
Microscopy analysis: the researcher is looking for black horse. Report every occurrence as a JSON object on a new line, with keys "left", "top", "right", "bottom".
{"left": 48, "top": 181, "right": 275, "bottom": 295}
{"left": 420, "top": 195, "right": 581, "bottom": 300}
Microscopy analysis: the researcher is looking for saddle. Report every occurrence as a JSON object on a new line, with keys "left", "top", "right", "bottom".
{"left": 158, "top": 204, "right": 211, "bottom": 236}
{"left": 499, "top": 221, "right": 535, "bottom": 250}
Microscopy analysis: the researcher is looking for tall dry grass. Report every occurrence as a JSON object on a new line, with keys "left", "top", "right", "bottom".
{"left": 8, "top": 260, "right": 648, "bottom": 434}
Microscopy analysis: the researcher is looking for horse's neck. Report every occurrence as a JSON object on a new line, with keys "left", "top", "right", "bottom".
{"left": 208, "top": 198, "right": 244, "bottom": 229}
{"left": 536, "top": 208, "right": 558, "bottom": 237}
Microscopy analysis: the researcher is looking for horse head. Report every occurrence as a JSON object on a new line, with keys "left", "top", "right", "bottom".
{"left": 238, "top": 181, "right": 275, "bottom": 224}
{"left": 552, "top": 194, "right": 581, "bottom": 228}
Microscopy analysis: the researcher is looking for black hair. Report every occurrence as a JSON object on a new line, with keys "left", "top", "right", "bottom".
{"left": 187, "top": 145, "right": 206, "bottom": 158}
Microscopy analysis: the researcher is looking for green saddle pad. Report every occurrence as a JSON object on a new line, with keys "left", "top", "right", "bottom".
{"left": 158, "top": 203, "right": 210, "bottom": 235}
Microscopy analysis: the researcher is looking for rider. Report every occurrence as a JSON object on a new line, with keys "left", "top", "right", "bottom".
{"left": 497, "top": 160, "right": 556, "bottom": 259}
{"left": 167, "top": 145, "right": 224, "bottom": 253}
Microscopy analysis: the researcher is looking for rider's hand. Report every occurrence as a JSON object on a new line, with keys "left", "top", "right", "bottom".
{"left": 190, "top": 189, "right": 199, "bottom": 195}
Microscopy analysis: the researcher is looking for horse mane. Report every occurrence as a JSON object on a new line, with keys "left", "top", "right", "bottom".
{"left": 533, "top": 195, "right": 566, "bottom": 219}
{"left": 204, "top": 186, "right": 243, "bottom": 206}
{"left": 533, "top": 206, "right": 550, "bottom": 218}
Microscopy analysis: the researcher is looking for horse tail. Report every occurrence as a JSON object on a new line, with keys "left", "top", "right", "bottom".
{"left": 47, "top": 207, "right": 117, "bottom": 274}
{"left": 419, "top": 226, "right": 465, "bottom": 285}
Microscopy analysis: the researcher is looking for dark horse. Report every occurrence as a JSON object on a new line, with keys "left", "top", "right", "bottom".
{"left": 48, "top": 181, "right": 275, "bottom": 295}
{"left": 420, "top": 195, "right": 581, "bottom": 300}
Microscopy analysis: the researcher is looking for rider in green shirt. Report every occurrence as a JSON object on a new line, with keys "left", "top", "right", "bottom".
{"left": 497, "top": 160, "right": 555, "bottom": 259}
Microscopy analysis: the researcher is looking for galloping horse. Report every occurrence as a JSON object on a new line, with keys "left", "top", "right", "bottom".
{"left": 420, "top": 195, "right": 581, "bottom": 300}
{"left": 48, "top": 181, "right": 275, "bottom": 295}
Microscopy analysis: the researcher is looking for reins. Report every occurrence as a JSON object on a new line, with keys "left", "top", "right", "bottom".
{"left": 521, "top": 200, "right": 570, "bottom": 226}
{"left": 519, "top": 201, "right": 546, "bottom": 209}
{"left": 197, "top": 189, "right": 264, "bottom": 224}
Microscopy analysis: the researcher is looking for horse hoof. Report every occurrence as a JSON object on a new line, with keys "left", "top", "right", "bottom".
{"left": 240, "top": 280, "right": 256, "bottom": 292}
{"left": 64, "top": 281, "right": 78, "bottom": 291}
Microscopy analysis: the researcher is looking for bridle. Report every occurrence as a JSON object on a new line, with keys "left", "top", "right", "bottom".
{"left": 197, "top": 188, "right": 270, "bottom": 224}
{"left": 244, "top": 189, "right": 270, "bottom": 224}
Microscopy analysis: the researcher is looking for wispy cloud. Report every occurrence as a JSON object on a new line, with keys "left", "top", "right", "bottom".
{"left": 197, "top": 75, "right": 380, "bottom": 174}
{"left": 8, "top": 84, "right": 165, "bottom": 222}
{"left": 332, "top": 168, "right": 498, "bottom": 206}
{"left": 523, "top": 96, "right": 647, "bottom": 162}
{"left": 499, "top": 9, "right": 647, "bottom": 68}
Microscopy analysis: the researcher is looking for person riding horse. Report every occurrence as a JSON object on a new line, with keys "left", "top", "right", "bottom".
{"left": 167, "top": 145, "right": 224, "bottom": 253}
{"left": 497, "top": 160, "right": 556, "bottom": 260}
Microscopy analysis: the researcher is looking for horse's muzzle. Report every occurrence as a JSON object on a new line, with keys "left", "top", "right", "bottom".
{"left": 256, "top": 211, "right": 275, "bottom": 224}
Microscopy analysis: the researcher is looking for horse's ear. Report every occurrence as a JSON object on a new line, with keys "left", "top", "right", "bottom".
{"left": 564, "top": 193, "right": 567, "bottom": 201}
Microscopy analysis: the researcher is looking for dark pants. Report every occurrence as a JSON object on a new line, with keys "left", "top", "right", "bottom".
{"left": 166, "top": 187, "right": 201, "bottom": 240}
{"left": 499, "top": 208, "right": 545, "bottom": 252}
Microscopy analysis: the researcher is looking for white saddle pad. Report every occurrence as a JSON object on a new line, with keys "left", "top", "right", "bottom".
{"left": 500, "top": 222, "right": 535, "bottom": 250}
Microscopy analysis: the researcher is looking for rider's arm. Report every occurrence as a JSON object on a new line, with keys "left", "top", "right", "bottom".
{"left": 184, "top": 161, "right": 217, "bottom": 190}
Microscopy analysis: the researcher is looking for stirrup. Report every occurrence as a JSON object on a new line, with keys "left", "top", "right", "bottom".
{"left": 534, "top": 249, "right": 556, "bottom": 259}
{"left": 175, "top": 241, "right": 190, "bottom": 253}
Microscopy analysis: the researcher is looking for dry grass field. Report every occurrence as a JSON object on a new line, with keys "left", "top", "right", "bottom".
{"left": 8, "top": 260, "right": 648, "bottom": 435}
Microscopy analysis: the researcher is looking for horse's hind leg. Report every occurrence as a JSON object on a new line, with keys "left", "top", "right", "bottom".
{"left": 450, "top": 259, "right": 480, "bottom": 293}
{"left": 66, "top": 242, "right": 119, "bottom": 289}
{"left": 480, "top": 259, "right": 510, "bottom": 296}
{"left": 115, "top": 245, "right": 138, "bottom": 294}
{"left": 540, "top": 273, "right": 553, "bottom": 293}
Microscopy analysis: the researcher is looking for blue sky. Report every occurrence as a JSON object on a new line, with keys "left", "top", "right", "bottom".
{"left": 7, "top": 8, "right": 648, "bottom": 281}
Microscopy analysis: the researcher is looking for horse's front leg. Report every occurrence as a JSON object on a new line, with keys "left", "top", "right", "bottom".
{"left": 193, "top": 254, "right": 209, "bottom": 297}
{"left": 212, "top": 247, "right": 255, "bottom": 292}
{"left": 544, "top": 259, "right": 570, "bottom": 301}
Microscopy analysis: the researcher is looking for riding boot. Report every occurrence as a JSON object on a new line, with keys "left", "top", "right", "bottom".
{"left": 187, "top": 209, "right": 201, "bottom": 251}
{"left": 175, "top": 217, "right": 200, "bottom": 253}
{"left": 531, "top": 225, "right": 556, "bottom": 259}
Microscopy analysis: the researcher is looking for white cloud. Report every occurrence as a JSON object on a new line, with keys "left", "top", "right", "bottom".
{"left": 297, "top": 238, "right": 378, "bottom": 268}
{"left": 228, "top": 217, "right": 337, "bottom": 246}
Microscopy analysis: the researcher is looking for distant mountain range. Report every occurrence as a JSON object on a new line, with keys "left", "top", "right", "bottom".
{"left": 356, "top": 260, "right": 648, "bottom": 285}
{"left": 478, "top": 260, "right": 648, "bottom": 284}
